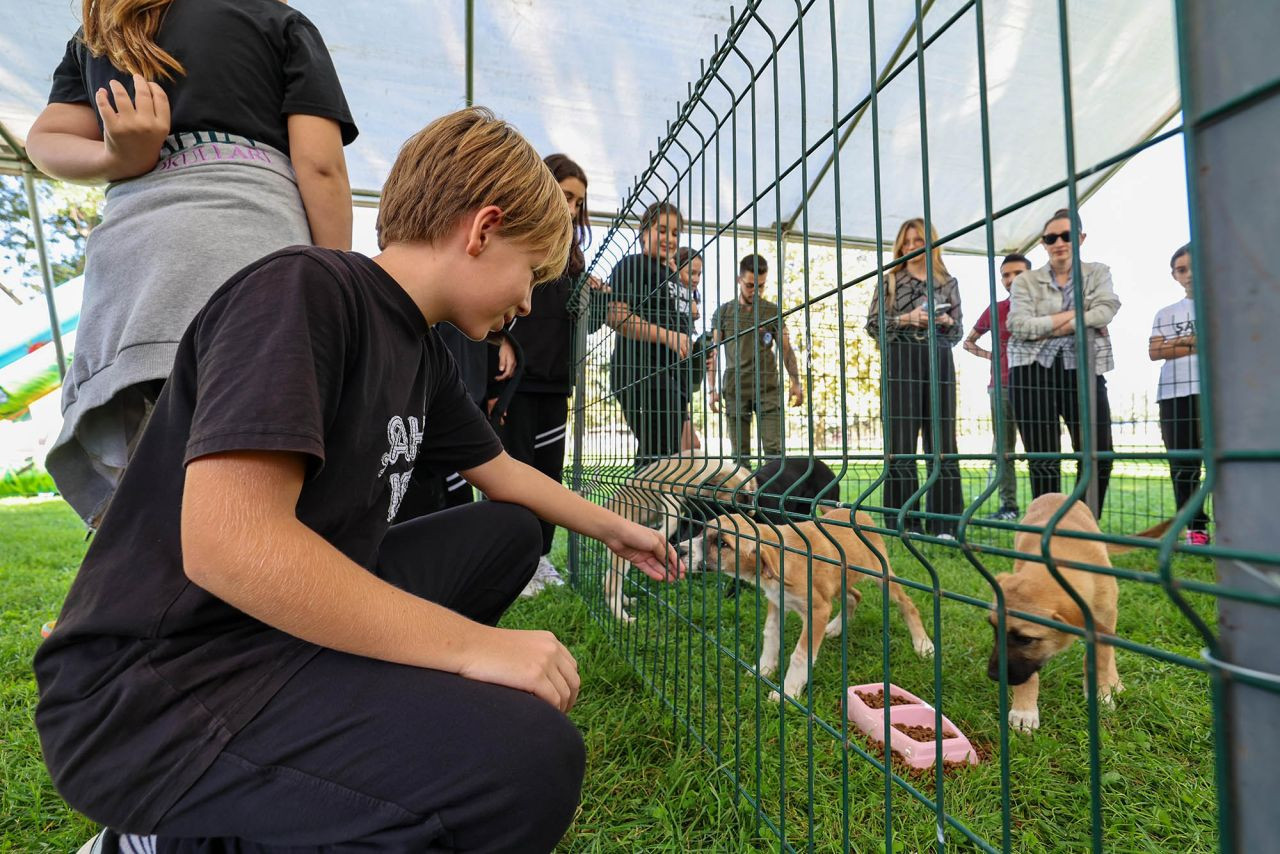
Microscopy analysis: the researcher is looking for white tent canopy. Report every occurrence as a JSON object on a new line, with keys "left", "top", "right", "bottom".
{"left": 1, "top": 0, "right": 1179, "bottom": 252}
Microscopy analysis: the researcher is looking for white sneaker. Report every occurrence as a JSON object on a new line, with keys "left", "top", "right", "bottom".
{"left": 519, "top": 556, "right": 564, "bottom": 598}
{"left": 536, "top": 556, "right": 565, "bottom": 587}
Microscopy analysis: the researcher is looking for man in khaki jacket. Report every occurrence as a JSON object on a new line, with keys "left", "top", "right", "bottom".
{"left": 706, "top": 254, "right": 804, "bottom": 466}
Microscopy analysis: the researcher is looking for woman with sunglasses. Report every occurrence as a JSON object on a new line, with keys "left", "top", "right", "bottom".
{"left": 1007, "top": 208, "right": 1121, "bottom": 515}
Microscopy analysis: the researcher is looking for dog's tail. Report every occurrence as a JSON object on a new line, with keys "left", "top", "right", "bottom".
{"left": 1106, "top": 518, "right": 1175, "bottom": 555}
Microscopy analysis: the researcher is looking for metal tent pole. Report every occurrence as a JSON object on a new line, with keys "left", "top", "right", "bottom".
{"left": 0, "top": 120, "right": 68, "bottom": 379}
{"left": 23, "top": 168, "right": 68, "bottom": 379}
{"left": 465, "top": 0, "right": 475, "bottom": 107}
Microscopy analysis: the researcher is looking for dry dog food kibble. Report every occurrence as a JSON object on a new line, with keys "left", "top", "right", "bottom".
{"left": 854, "top": 689, "right": 910, "bottom": 710}
{"left": 892, "top": 723, "right": 958, "bottom": 741}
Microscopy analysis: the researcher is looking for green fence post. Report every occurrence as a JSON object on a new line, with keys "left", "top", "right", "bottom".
{"left": 568, "top": 279, "right": 589, "bottom": 587}
{"left": 1177, "top": 4, "right": 1280, "bottom": 853}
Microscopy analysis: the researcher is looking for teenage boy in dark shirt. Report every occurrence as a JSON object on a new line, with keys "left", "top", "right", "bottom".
{"left": 34, "top": 107, "right": 682, "bottom": 853}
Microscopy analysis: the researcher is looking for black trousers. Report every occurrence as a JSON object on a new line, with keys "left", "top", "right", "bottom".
{"left": 1010, "top": 359, "right": 1114, "bottom": 516}
{"left": 613, "top": 371, "right": 689, "bottom": 470}
{"left": 882, "top": 342, "right": 963, "bottom": 533}
{"left": 497, "top": 392, "right": 568, "bottom": 554}
{"left": 142, "top": 502, "right": 584, "bottom": 852}
{"left": 1159, "top": 394, "right": 1210, "bottom": 532}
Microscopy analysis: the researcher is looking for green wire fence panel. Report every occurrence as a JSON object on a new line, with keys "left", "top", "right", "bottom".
{"left": 566, "top": 1, "right": 1280, "bottom": 851}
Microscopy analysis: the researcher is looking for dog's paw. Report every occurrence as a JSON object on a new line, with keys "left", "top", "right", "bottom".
{"left": 914, "top": 636, "right": 935, "bottom": 659}
{"left": 771, "top": 685, "right": 805, "bottom": 704}
{"left": 1098, "top": 680, "right": 1124, "bottom": 707}
{"left": 781, "top": 677, "right": 809, "bottom": 700}
{"left": 1009, "top": 707, "right": 1040, "bottom": 733}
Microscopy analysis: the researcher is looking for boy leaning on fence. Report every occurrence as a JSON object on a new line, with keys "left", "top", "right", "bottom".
{"left": 34, "top": 107, "right": 683, "bottom": 853}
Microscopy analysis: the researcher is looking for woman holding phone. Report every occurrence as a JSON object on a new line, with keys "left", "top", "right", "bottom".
{"left": 865, "top": 217, "right": 965, "bottom": 536}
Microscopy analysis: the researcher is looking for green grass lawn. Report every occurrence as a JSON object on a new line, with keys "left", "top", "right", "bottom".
{"left": 1, "top": 493, "right": 1220, "bottom": 852}
{"left": 0, "top": 498, "right": 771, "bottom": 851}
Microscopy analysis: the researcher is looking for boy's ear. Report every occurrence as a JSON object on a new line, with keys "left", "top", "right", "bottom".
{"left": 465, "top": 205, "right": 505, "bottom": 257}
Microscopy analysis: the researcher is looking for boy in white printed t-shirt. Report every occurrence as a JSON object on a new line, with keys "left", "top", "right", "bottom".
{"left": 1148, "top": 243, "right": 1210, "bottom": 544}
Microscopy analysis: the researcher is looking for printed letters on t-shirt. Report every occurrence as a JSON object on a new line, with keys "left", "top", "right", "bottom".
{"left": 378, "top": 414, "right": 424, "bottom": 521}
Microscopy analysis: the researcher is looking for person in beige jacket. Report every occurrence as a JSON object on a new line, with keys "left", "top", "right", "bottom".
{"left": 1007, "top": 208, "right": 1120, "bottom": 516}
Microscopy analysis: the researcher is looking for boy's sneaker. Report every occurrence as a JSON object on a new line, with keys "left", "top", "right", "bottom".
{"left": 986, "top": 506, "right": 1020, "bottom": 522}
{"left": 78, "top": 831, "right": 157, "bottom": 854}
{"left": 76, "top": 831, "right": 105, "bottom": 854}
{"left": 1186, "top": 530, "right": 1211, "bottom": 547}
{"left": 519, "top": 556, "right": 564, "bottom": 598}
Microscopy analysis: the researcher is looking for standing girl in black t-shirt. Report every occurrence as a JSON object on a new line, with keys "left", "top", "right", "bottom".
{"left": 27, "top": 0, "right": 358, "bottom": 527}
{"left": 605, "top": 201, "right": 694, "bottom": 468}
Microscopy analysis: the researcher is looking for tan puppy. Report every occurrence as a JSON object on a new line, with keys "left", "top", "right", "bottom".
{"left": 987, "top": 493, "right": 1170, "bottom": 733}
{"left": 699, "top": 507, "right": 934, "bottom": 701}
{"left": 603, "top": 454, "right": 753, "bottom": 622}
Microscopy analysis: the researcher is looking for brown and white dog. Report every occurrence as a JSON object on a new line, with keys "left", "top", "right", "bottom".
{"left": 986, "top": 493, "right": 1170, "bottom": 733}
{"left": 694, "top": 507, "right": 934, "bottom": 701}
{"left": 603, "top": 454, "right": 753, "bottom": 622}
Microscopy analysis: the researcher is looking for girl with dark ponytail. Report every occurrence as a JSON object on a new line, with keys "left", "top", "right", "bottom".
{"left": 491, "top": 152, "right": 601, "bottom": 592}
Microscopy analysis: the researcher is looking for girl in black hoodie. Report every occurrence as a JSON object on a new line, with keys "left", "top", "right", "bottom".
{"left": 493, "top": 153, "right": 601, "bottom": 589}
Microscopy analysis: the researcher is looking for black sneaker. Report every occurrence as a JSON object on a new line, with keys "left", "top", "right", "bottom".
{"left": 986, "top": 506, "right": 1020, "bottom": 522}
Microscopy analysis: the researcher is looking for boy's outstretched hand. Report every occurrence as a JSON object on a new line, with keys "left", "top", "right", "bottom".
{"left": 462, "top": 454, "right": 686, "bottom": 581}
{"left": 604, "top": 520, "right": 686, "bottom": 582}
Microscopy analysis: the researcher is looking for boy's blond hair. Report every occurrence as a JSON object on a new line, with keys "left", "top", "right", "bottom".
{"left": 377, "top": 107, "right": 572, "bottom": 284}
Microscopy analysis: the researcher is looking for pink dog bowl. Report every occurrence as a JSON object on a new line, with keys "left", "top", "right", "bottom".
{"left": 846, "top": 683, "right": 979, "bottom": 770}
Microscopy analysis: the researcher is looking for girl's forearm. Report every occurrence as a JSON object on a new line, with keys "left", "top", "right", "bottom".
{"left": 296, "top": 166, "right": 353, "bottom": 250}
{"left": 27, "top": 131, "right": 114, "bottom": 183}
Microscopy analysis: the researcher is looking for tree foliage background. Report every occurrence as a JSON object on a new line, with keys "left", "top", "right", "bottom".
{"left": 0, "top": 175, "right": 102, "bottom": 304}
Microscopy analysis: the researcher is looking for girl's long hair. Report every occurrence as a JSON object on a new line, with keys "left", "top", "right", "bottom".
{"left": 884, "top": 217, "right": 949, "bottom": 309}
{"left": 82, "top": 0, "right": 184, "bottom": 80}
{"left": 543, "top": 153, "right": 591, "bottom": 278}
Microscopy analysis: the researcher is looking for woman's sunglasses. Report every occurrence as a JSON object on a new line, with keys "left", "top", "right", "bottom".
{"left": 1042, "top": 231, "right": 1073, "bottom": 245}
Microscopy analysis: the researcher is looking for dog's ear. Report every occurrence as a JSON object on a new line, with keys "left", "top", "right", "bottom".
{"left": 757, "top": 544, "right": 780, "bottom": 580}
{"left": 1051, "top": 599, "right": 1086, "bottom": 630}
{"left": 989, "top": 573, "right": 1016, "bottom": 612}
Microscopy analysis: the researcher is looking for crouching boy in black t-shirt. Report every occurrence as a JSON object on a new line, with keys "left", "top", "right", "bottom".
{"left": 34, "top": 107, "right": 683, "bottom": 853}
